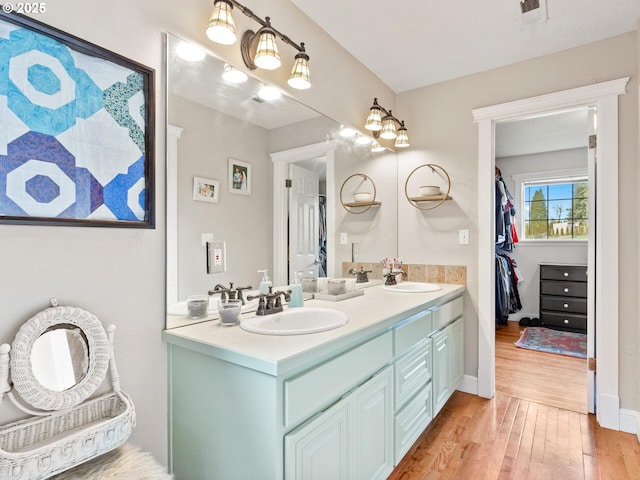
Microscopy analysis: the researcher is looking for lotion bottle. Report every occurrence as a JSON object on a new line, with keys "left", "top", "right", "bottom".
{"left": 258, "top": 269, "right": 272, "bottom": 294}
{"left": 289, "top": 271, "right": 304, "bottom": 308}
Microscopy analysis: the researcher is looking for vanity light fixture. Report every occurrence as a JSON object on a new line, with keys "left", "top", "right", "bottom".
{"left": 257, "top": 84, "right": 281, "bottom": 101}
{"left": 365, "top": 98, "right": 410, "bottom": 148}
{"left": 371, "top": 140, "right": 385, "bottom": 152}
{"left": 205, "top": 0, "right": 311, "bottom": 89}
{"left": 222, "top": 63, "right": 248, "bottom": 83}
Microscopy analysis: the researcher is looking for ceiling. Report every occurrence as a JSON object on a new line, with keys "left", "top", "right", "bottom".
{"left": 291, "top": 0, "right": 640, "bottom": 93}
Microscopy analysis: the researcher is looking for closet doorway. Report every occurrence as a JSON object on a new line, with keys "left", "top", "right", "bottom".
{"left": 494, "top": 108, "right": 591, "bottom": 414}
{"left": 473, "top": 78, "right": 628, "bottom": 430}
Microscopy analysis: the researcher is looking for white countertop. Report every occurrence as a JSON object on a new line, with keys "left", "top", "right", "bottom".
{"left": 163, "top": 283, "right": 465, "bottom": 377}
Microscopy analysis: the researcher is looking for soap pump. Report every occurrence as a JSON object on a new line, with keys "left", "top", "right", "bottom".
{"left": 258, "top": 269, "right": 272, "bottom": 294}
{"left": 289, "top": 271, "right": 304, "bottom": 308}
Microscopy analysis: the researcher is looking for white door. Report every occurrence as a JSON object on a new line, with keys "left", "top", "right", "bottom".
{"left": 289, "top": 164, "right": 319, "bottom": 283}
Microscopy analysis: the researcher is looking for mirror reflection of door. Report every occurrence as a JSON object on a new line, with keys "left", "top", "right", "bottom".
{"left": 289, "top": 163, "right": 321, "bottom": 282}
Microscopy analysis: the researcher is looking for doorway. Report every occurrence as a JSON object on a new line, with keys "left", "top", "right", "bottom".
{"left": 473, "top": 77, "right": 628, "bottom": 430}
{"left": 493, "top": 108, "right": 591, "bottom": 413}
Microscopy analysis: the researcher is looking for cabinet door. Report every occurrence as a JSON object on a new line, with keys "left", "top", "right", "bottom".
{"left": 353, "top": 366, "right": 393, "bottom": 480}
{"left": 432, "top": 328, "right": 450, "bottom": 415}
{"left": 448, "top": 318, "right": 464, "bottom": 390}
{"left": 285, "top": 400, "right": 351, "bottom": 480}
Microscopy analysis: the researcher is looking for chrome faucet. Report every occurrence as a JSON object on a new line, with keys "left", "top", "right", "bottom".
{"left": 247, "top": 287, "right": 291, "bottom": 315}
{"left": 349, "top": 266, "right": 372, "bottom": 283}
{"left": 208, "top": 282, "right": 252, "bottom": 304}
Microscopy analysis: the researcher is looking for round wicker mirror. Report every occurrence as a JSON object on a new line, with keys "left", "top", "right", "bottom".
{"left": 10, "top": 306, "right": 110, "bottom": 411}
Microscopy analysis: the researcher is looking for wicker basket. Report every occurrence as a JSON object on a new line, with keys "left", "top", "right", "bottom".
{"left": 0, "top": 392, "right": 135, "bottom": 480}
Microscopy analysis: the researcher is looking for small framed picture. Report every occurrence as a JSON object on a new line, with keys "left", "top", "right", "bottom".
{"left": 228, "top": 158, "right": 251, "bottom": 196}
{"left": 193, "top": 177, "right": 219, "bottom": 203}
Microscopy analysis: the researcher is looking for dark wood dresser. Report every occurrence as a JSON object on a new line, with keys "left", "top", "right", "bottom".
{"left": 539, "top": 263, "right": 587, "bottom": 333}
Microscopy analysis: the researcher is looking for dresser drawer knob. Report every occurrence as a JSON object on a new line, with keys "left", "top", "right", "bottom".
{"left": 563, "top": 303, "right": 569, "bottom": 308}
{"left": 563, "top": 319, "right": 569, "bottom": 324}
{"left": 563, "top": 272, "right": 569, "bottom": 277}
{"left": 564, "top": 288, "right": 569, "bottom": 293}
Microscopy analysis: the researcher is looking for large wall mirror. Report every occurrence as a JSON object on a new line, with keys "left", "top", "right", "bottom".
{"left": 166, "top": 33, "right": 398, "bottom": 329}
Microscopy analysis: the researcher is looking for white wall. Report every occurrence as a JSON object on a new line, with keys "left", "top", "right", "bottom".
{"left": 2, "top": 0, "right": 393, "bottom": 465}
{"left": 397, "top": 31, "right": 639, "bottom": 410}
{"left": 496, "top": 149, "right": 589, "bottom": 318}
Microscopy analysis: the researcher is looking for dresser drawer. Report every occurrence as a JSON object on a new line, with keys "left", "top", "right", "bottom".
{"left": 394, "top": 383, "right": 432, "bottom": 464}
{"left": 540, "top": 295, "right": 587, "bottom": 314}
{"left": 540, "top": 311, "right": 586, "bottom": 332}
{"left": 394, "top": 310, "right": 432, "bottom": 355}
{"left": 540, "top": 265, "right": 587, "bottom": 282}
{"left": 540, "top": 281, "right": 587, "bottom": 298}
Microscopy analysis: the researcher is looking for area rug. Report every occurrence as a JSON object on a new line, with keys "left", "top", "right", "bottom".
{"left": 51, "top": 443, "right": 172, "bottom": 480}
{"left": 515, "top": 326, "right": 587, "bottom": 358}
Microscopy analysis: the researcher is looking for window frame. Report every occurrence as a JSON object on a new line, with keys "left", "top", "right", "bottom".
{"left": 511, "top": 168, "right": 588, "bottom": 244}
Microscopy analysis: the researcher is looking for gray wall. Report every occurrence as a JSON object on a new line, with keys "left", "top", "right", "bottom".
{"left": 496, "top": 148, "right": 589, "bottom": 318}
{"left": 397, "top": 31, "right": 639, "bottom": 410}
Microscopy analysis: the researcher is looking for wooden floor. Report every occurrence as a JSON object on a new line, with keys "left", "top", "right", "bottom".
{"left": 495, "top": 321, "right": 587, "bottom": 413}
{"left": 388, "top": 322, "right": 640, "bottom": 479}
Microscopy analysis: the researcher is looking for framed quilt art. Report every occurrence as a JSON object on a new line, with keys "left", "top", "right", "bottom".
{"left": 0, "top": 12, "right": 155, "bottom": 227}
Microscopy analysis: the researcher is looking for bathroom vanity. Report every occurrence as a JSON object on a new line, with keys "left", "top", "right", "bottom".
{"left": 164, "top": 283, "right": 465, "bottom": 480}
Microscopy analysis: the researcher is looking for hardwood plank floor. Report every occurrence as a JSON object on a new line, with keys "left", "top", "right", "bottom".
{"left": 495, "top": 321, "right": 587, "bottom": 413}
{"left": 388, "top": 322, "right": 640, "bottom": 479}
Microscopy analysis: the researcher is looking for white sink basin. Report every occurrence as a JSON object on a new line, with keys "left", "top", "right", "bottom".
{"left": 382, "top": 282, "right": 442, "bottom": 293}
{"left": 240, "top": 308, "right": 349, "bottom": 335}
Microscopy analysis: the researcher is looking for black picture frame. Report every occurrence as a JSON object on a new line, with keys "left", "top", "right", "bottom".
{"left": 0, "top": 11, "right": 155, "bottom": 228}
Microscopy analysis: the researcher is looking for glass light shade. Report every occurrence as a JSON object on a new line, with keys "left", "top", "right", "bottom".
{"left": 371, "top": 140, "right": 385, "bottom": 152}
{"left": 394, "top": 127, "right": 410, "bottom": 148}
{"left": 288, "top": 54, "right": 311, "bottom": 90}
{"left": 222, "top": 64, "right": 248, "bottom": 83}
{"left": 258, "top": 84, "right": 281, "bottom": 101}
{"left": 365, "top": 107, "right": 383, "bottom": 131}
{"left": 175, "top": 41, "right": 206, "bottom": 62}
{"left": 254, "top": 30, "right": 281, "bottom": 70}
{"left": 380, "top": 117, "right": 397, "bottom": 139}
{"left": 206, "top": 1, "right": 237, "bottom": 45}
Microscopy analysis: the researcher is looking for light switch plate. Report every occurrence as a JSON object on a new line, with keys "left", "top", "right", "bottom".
{"left": 458, "top": 229, "right": 470, "bottom": 245}
{"left": 340, "top": 232, "right": 348, "bottom": 245}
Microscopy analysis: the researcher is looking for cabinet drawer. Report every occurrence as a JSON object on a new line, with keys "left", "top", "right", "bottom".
{"left": 284, "top": 332, "right": 393, "bottom": 428}
{"left": 394, "top": 383, "right": 432, "bottom": 465}
{"left": 393, "top": 310, "right": 432, "bottom": 355}
{"left": 540, "top": 295, "right": 587, "bottom": 314}
{"left": 432, "top": 296, "right": 463, "bottom": 332}
{"left": 541, "top": 281, "right": 587, "bottom": 298}
{"left": 540, "top": 265, "right": 587, "bottom": 282}
{"left": 394, "top": 339, "right": 432, "bottom": 409}
{"left": 540, "top": 311, "right": 587, "bottom": 332}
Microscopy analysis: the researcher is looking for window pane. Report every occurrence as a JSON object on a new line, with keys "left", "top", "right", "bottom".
{"left": 547, "top": 183, "right": 573, "bottom": 200}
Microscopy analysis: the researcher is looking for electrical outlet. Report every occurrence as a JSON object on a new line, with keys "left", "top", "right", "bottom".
{"left": 207, "top": 241, "right": 226, "bottom": 273}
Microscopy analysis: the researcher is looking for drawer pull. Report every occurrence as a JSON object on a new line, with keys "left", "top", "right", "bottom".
{"left": 563, "top": 303, "right": 569, "bottom": 308}
{"left": 563, "top": 319, "right": 569, "bottom": 324}
{"left": 564, "top": 288, "right": 569, "bottom": 293}
{"left": 563, "top": 272, "right": 569, "bottom": 277}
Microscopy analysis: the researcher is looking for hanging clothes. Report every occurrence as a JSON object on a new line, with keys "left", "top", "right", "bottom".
{"left": 495, "top": 253, "right": 522, "bottom": 325}
{"left": 495, "top": 169, "right": 519, "bottom": 252}
{"left": 318, "top": 195, "right": 327, "bottom": 277}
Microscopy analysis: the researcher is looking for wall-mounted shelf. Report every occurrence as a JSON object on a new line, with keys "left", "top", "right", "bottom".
{"left": 404, "top": 164, "right": 452, "bottom": 210}
{"left": 340, "top": 174, "right": 380, "bottom": 214}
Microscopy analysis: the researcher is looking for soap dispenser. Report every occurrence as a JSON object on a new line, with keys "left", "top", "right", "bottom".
{"left": 289, "top": 271, "right": 304, "bottom": 308}
{"left": 258, "top": 269, "right": 272, "bottom": 294}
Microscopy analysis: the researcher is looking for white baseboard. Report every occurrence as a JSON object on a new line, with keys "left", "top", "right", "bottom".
{"left": 457, "top": 375, "right": 478, "bottom": 395}
{"left": 619, "top": 408, "right": 639, "bottom": 435}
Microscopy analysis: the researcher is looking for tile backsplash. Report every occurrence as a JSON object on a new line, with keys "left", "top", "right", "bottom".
{"left": 341, "top": 262, "right": 466, "bottom": 285}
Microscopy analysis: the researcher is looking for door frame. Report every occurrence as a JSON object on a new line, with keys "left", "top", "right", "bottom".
{"left": 271, "top": 141, "right": 337, "bottom": 287}
{"left": 472, "top": 77, "right": 628, "bottom": 430}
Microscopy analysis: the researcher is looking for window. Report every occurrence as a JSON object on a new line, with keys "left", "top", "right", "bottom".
{"left": 522, "top": 178, "right": 588, "bottom": 240}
